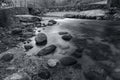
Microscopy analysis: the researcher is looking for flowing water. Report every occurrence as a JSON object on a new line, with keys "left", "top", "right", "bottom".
{"left": 25, "top": 18, "right": 120, "bottom": 61}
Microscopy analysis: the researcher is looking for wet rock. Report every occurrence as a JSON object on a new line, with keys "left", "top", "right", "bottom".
{"left": 71, "top": 47, "right": 84, "bottom": 58}
{"left": 35, "top": 33, "right": 47, "bottom": 45}
{"left": 4, "top": 72, "right": 31, "bottom": 80}
{"left": 47, "top": 20, "right": 57, "bottom": 26}
{"left": 11, "top": 28, "right": 22, "bottom": 35}
{"left": 60, "top": 57, "right": 77, "bottom": 66}
{"left": 38, "top": 69, "right": 51, "bottom": 79}
{"left": 47, "top": 59, "right": 59, "bottom": 68}
{"left": 84, "top": 65, "right": 107, "bottom": 80}
{"left": 59, "top": 32, "right": 69, "bottom": 35}
{"left": 0, "top": 54, "right": 14, "bottom": 62}
{"left": 62, "top": 34, "right": 72, "bottom": 41}
{"left": 37, "top": 45, "right": 57, "bottom": 56}
{"left": 24, "top": 44, "right": 33, "bottom": 51}
{"left": 48, "top": 20, "right": 57, "bottom": 25}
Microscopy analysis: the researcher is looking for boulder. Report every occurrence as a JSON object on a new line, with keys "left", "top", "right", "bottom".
{"left": 37, "top": 45, "right": 57, "bottom": 56}
{"left": 0, "top": 54, "right": 14, "bottom": 62}
{"left": 35, "top": 33, "right": 47, "bottom": 45}
{"left": 60, "top": 57, "right": 77, "bottom": 66}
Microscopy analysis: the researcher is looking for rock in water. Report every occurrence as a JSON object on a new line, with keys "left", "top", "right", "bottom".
{"left": 62, "top": 34, "right": 72, "bottom": 41}
{"left": 60, "top": 57, "right": 77, "bottom": 66}
{"left": 0, "top": 54, "right": 14, "bottom": 62}
{"left": 24, "top": 44, "right": 33, "bottom": 51}
{"left": 38, "top": 69, "right": 51, "bottom": 79}
{"left": 37, "top": 45, "right": 57, "bottom": 56}
{"left": 58, "top": 32, "right": 69, "bottom": 35}
{"left": 4, "top": 72, "right": 31, "bottom": 80}
{"left": 47, "top": 59, "right": 59, "bottom": 67}
{"left": 35, "top": 33, "right": 47, "bottom": 45}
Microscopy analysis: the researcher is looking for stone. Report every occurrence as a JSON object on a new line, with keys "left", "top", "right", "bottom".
{"left": 24, "top": 44, "right": 33, "bottom": 51}
{"left": 84, "top": 65, "right": 107, "bottom": 80}
{"left": 62, "top": 34, "right": 72, "bottom": 41}
{"left": 59, "top": 32, "right": 69, "bottom": 35}
{"left": 0, "top": 54, "right": 14, "bottom": 62}
{"left": 60, "top": 57, "right": 77, "bottom": 66}
{"left": 35, "top": 33, "right": 47, "bottom": 45}
{"left": 37, "top": 45, "right": 57, "bottom": 56}
{"left": 38, "top": 69, "right": 51, "bottom": 79}
{"left": 11, "top": 28, "right": 22, "bottom": 35}
{"left": 47, "top": 59, "right": 59, "bottom": 67}
{"left": 71, "top": 47, "right": 84, "bottom": 58}
{"left": 48, "top": 20, "right": 57, "bottom": 24}
{"left": 4, "top": 72, "right": 31, "bottom": 80}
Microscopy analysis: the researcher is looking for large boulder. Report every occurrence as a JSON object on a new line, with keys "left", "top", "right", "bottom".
{"left": 37, "top": 45, "right": 57, "bottom": 56}
{"left": 35, "top": 33, "right": 47, "bottom": 45}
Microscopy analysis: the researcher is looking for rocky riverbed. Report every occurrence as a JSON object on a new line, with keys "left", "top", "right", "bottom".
{"left": 1, "top": 17, "right": 120, "bottom": 80}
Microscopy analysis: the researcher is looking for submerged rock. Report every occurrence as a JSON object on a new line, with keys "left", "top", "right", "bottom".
{"left": 38, "top": 69, "right": 51, "bottom": 79}
{"left": 37, "top": 45, "right": 57, "bottom": 56}
{"left": 59, "top": 32, "right": 69, "bottom": 35}
{"left": 35, "top": 33, "right": 47, "bottom": 45}
{"left": 24, "top": 44, "right": 33, "bottom": 51}
{"left": 4, "top": 72, "right": 31, "bottom": 80}
{"left": 62, "top": 34, "right": 72, "bottom": 41}
{"left": 0, "top": 54, "right": 14, "bottom": 62}
{"left": 60, "top": 57, "right": 77, "bottom": 66}
{"left": 48, "top": 20, "right": 57, "bottom": 26}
